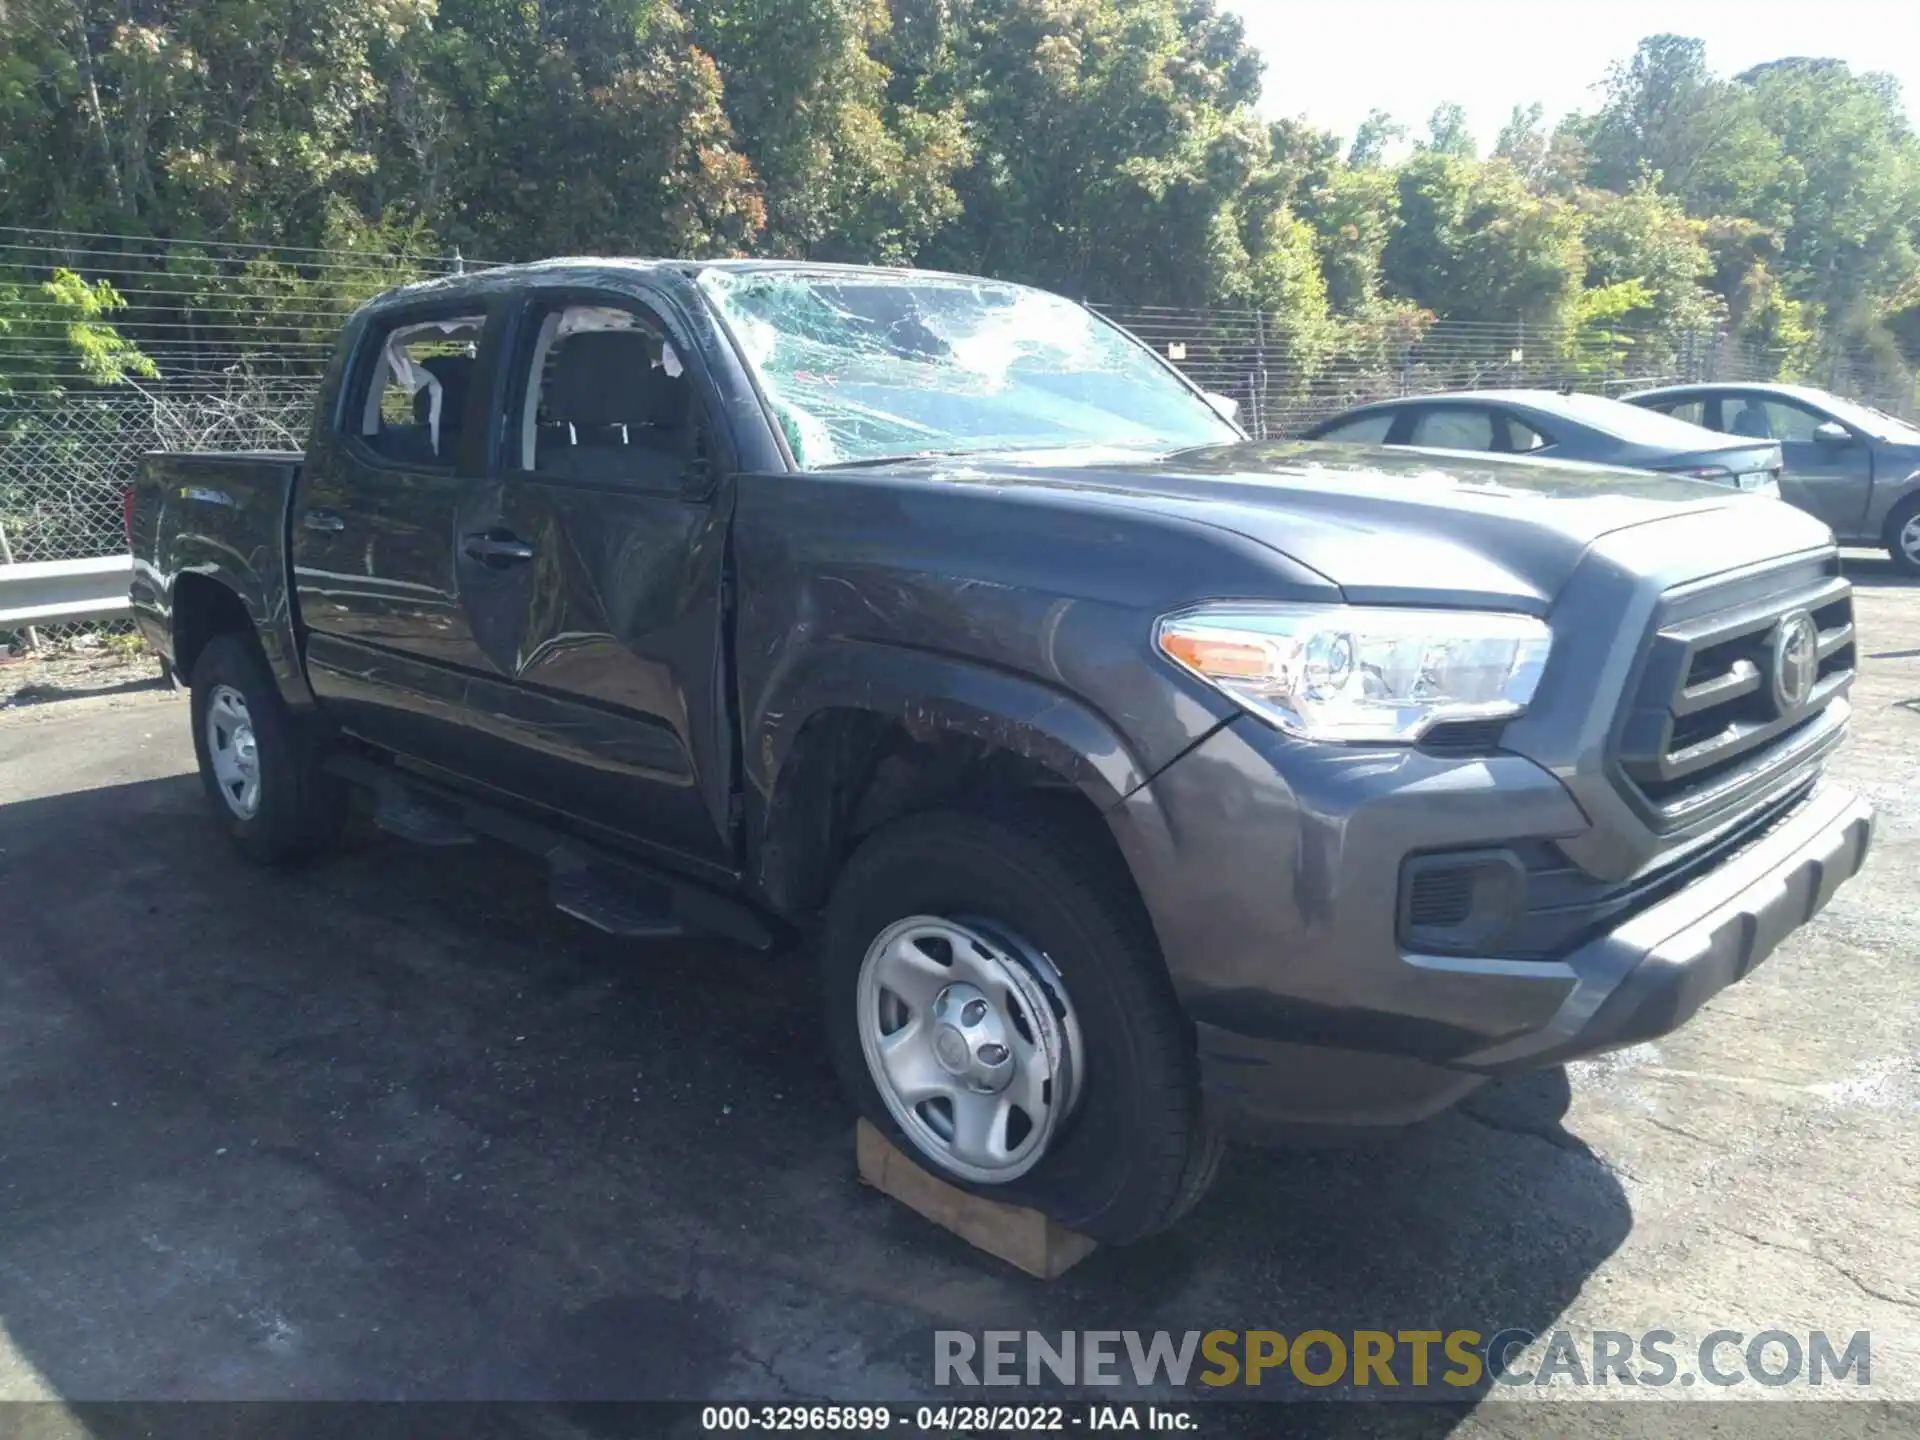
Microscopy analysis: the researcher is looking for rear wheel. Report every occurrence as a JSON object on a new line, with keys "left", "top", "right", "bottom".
{"left": 1887, "top": 495, "right": 1920, "bottom": 576}
{"left": 189, "top": 631, "right": 344, "bottom": 864}
{"left": 821, "top": 807, "right": 1221, "bottom": 1244}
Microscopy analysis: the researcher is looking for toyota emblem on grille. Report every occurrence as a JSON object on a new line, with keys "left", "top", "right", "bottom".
{"left": 1770, "top": 610, "right": 1818, "bottom": 714}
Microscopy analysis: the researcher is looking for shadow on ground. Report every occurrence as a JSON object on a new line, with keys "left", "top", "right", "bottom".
{"left": 0, "top": 772, "right": 1632, "bottom": 1436}
{"left": 1841, "top": 552, "right": 1920, "bottom": 589}
{"left": 1, "top": 676, "right": 170, "bottom": 708}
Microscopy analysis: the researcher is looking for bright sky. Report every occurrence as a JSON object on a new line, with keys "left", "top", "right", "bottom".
{"left": 1218, "top": 0, "right": 1920, "bottom": 155}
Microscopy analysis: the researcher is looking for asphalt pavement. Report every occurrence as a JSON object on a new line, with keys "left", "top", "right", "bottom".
{"left": 1, "top": 563, "right": 1916, "bottom": 1438}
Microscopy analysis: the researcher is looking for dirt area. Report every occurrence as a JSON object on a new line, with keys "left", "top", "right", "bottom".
{"left": 0, "top": 638, "right": 175, "bottom": 710}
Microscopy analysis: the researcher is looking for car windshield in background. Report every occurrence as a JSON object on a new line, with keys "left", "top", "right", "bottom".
{"left": 696, "top": 269, "right": 1240, "bottom": 468}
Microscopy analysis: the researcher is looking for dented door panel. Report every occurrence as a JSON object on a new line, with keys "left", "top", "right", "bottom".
{"left": 469, "top": 474, "right": 735, "bottom": 867}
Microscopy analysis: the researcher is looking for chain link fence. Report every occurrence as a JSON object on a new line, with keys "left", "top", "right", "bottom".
{"left": 1093, "top": 305, "right": 1919, "bottom": 440}
{"left": 0, "top": 385, "right": 318, "bottom": 566}
{"left": 1, "top": 228, "right": 470, "bottom": 582}
{"left": 4, "top": 227, "right": 1918, "bottom": 644}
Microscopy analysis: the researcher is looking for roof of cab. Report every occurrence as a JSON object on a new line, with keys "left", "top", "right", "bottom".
{"left": 362, "top": 255, "right": 1026, "bottom": 312}
{"left": 1623, "top": 380, "right": 1838, "bottom": 405}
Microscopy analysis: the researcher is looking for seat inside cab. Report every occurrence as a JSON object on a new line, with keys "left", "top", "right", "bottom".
{"left": 526, "top": 314, "right": 693, "bottom": 488}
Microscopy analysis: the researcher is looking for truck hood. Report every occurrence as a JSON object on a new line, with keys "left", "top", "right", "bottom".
{"left": 902, "top": 440, "right": 1836, "bottom": 612}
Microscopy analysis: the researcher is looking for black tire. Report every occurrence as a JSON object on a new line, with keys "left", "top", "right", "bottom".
{"left": 821, "top": 807, "right": 1222, "bottom": 1245}
{"left": 1884, "top": 493, "right": 1920, "bottom": 576}
{"left": 188, "top": 630, "right": 344, "bottom": 864}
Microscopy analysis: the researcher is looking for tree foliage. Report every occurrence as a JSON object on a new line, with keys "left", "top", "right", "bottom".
{"left": 1561, "top": 35, "right": 1920, "bottom": 362}
{"left": 1, "top": 7, "right": 1917, "bottom": 391}
{"left": 0, "top": 270, "right": 156, "bottom": 395}
{"left": 1382, "top": 152, "right": 1585, "bottom": 327}
{"left": 1573, "top": 35, "right": 1785, "bottom": 222}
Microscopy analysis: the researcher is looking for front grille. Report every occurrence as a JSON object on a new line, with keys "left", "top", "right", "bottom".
{"left": 1613, "top": 566, "right": 1855, "bottom": 832}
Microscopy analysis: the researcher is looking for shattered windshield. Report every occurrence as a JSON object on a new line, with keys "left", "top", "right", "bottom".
{"left": 696, "top": 269, "right": 1241, "bottom": 468}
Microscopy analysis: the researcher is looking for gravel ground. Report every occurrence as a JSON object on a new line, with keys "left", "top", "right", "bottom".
{"left": 0, "top": 641, "right": 173, "bottom": 710}
{"left": 0, "top": 562, "right": 1915, "bottom": 1437}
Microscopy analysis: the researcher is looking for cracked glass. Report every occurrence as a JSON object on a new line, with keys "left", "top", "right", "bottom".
{"left": 697, "top": 270, "right": 1240, "bottom": 469}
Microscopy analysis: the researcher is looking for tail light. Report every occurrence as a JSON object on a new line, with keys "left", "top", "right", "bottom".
{"left": 122, "top": 483, "right": 136, "bottom": 543}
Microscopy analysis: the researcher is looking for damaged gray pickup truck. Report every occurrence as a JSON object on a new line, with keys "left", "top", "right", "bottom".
{"left": 129, "top": 259, "right": 1874, "bottom": 1243}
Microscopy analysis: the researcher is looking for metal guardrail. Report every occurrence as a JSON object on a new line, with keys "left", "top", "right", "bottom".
{"left": 0, "top": 555, "right": 132, "bottom": 629}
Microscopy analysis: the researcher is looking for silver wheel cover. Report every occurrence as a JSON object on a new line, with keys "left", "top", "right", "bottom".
{"left": 1899, "top": 512, "right": 1920, "bottom": 566}
{"left": 855, "top": 915, "right": 1083, "bottom": 1184}
{"left": 205, "top": 684, "right": 261, "bottom": 820}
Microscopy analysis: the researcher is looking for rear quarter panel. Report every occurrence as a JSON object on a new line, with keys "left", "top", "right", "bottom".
{"left": 133, "top": 451, "right": 311, "bottom": 704}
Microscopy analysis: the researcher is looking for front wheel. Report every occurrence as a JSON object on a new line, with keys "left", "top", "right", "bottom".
{"left": 189, "top": 631, "right": 344, "bottom": 864}
{"left": 1886, "top": 494, "right": 1920, "bottom": 576}
{"left": 821, "top": 808, "right": 1221, "bottom": 1245}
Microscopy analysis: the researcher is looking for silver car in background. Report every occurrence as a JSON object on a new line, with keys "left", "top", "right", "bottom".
{"left": 1626, "top": 382, "right": 1920, "bottom": 573}
{"left": 1298, "top": 389, "right": 1785, "bottom": 497}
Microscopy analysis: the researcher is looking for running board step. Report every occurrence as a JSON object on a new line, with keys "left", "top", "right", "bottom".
{"left": 549, "top": 850, "right": 684, "bottom": 939}
{"left": 369, "top": 776, "right": 475, "bottom": 846}
{"left": 324, "top": 752, "right": 776, "bottom": 951}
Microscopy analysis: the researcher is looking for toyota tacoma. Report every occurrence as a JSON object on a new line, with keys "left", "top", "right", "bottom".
{"left": 128, "top": 259, "right": 1874, "bottom": 1243}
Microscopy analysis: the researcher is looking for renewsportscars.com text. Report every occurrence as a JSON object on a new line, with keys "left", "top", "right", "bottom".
{"left": 934, "top": 1328, "right": 1872, "bottom": 1392}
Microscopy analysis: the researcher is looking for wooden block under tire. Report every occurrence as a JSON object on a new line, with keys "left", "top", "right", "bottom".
{"left": 855, "top": 1118, "right": 1097, "bottom": 1279}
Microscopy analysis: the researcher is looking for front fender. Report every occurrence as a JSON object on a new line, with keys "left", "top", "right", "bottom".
{"left": 756, "top": 637, "right": 1151, "bottom": 807}
{"left": 748, "top": 637, "right": 1191, "bottom": 914}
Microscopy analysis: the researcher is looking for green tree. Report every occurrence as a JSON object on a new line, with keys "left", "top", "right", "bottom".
{"left": 688, "top": 0, "right": 968, "bottom": 262}
{"left": 1886, "top": 277, "right": 1920, "bottom": 366}
{"left": 1494, "top": 104, "right": 1548, "bottom": 174}
{"left": 1296, "top": 163, "right": 1399, "bottom": 315}
{"left": 1348, "top": 109, "right": 1405, "bottom": 168}
{"left": 1495, "top": 104, "right": 1586, "bottom": 197}
{"left": 1422, "top": 103, "right": 1476, "bottom": 159}
{"left": 1568, "top": 36, "right": 1920, "bottom": 365}
{"left": 0, "top": 0, "right": 437, "bottom": 241}
{"left": 1575, "top": 178, "right": 1723, "bottom": 357}
{"left": 7, "top": 5, "right": 1919, "bottom": 403}
{"left": 1, "top": 271, "right": 156, "bottom": 578}
{"left": 1737, "top": 57, "right": 1920, "bottom": 343}
{"left": 918, "top": 0, "right": 1272, "bottom": 306}
{"left": 1702, "top": 216, "right": 1814, "bottom": 370}
{"left": 1242, "top": 204, "right": 1333, "bottom": 369}
{"left": 1576, "top": 34, "right": 1784, "bottom": 221}
{"left": 380, "top": 0, "right": 765, "bottom": 259}
{"left": 0, "top": 269, "right": 156, "bottom": 395}
{"left": 1382, "top": 152, "right": 1586, "bottom": 327}
{"left": 1264, "top": 117, "right": 1344, "bottom": 201}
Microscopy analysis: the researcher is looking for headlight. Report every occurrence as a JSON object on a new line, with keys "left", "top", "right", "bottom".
{"left": 1155, "top": 603, "right": 1552, "bottom": 743}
